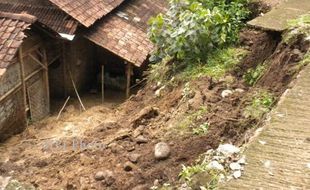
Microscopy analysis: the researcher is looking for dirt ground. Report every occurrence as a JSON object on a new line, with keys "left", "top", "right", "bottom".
{"left": 1, "top": 1, "right": 309, "bottom": 189}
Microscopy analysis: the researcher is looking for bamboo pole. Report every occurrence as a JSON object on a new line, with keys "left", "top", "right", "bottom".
{"left": 101, "top": 65, "right": 105, "bottom": 104}
{"left": 42, "top": 47, "right": 50, "bottom": 114}
{"left": 68, "top": 68, "right": 86, "bottom": 111}
{"left": 18, "top": 46, "right": 28, "bottom": 125}
{"left": 56, "top": 96, "right": 70, "bottom": 120}
{"left": 126, "top": 62, "right": 132, "bottom": 99}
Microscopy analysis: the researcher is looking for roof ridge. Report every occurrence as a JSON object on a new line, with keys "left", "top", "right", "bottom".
{"left": 0, "top": 11, "right": 37, "bottom": 23}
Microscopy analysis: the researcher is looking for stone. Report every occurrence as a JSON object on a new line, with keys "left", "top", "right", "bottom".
{"left": 132, "top": 184, "right": 148, "bottom": 190}
{"left": 0, "top": 176, "right": 11, "bottom": 189}
{"left": 207, "top": 161, "right": 224, "bottom": 171}
{"left": 238, "top": 156, "right": 246, "bottom": 165}
{"left": 233, "top": 170, "right": 242, "bottom": 179}
{"left": 94, "top": 171, "right": 105, "bottom": 181}
{"left": 124, "top": 161, "right": 135, "bottom": 172}
{"left": 235, "top": 88, "right": 245, "bottom": 93}
{"left": 135, "top": 136, "right": 149, "bottom": 144}
{"left": 128, "top": 153, "right": 141, "bottom": 163}
{"left": 154, "top": 142, "right": 171, "bottom": 160}
{"left": 221, "top": 90, "right": 233, "bottom": 98}
{"left": 230, "top": 162, "right": 241, "bottom": 171}
{"left": 217, "top": 144, "right": 240, "bottom": 156}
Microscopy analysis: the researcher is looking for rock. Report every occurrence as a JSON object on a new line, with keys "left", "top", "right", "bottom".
{"left": 94, "top": 170, "right": 115, "bottom": 185}
{"left": 155, "top": 86, "right": 166, "bottom": 97}
{"left": 135, "top": 136, "right": 149, "bottom": 144}
{"left": 132, "top": 125, "right": 145, "bottom": 138}
{"left": 0, "top": 176, "right": 11, "bottom": 189}
{"left": 235, "top": 88, "right": 245, "bottom": 93}
{"left": 238, "top": 156, "right": 246, "bottom": 165}
{"left": 128, "top": 153, "right": 141, "bottom": 163}
{"left": 124, "top": 161, "right": 135, "bottom": 172}
{"left": 306, "top": 163, "right": 310, "bottom": 169}
{"left": 132, "top": 184, "right": 148, "bottom": 190}
{"left": 154, "top": 142, "right": 171, "bottom": 160}
{"left": 230, "top": 162, "right": 241, "bottom": 171}
{"left": 221, "top": 90, "right": 233, "bottom": 98}
{"left": 233, "top": 170, "right": 242, "bottom": 179}
{"left": 207, "top": 161, "right": 224, "bottom": 171}
{"left": 94, "top": 171, "right": 105, "bottom": 181}
{"left": 217, "top": 144, "right": 240, "bottom": 156}
{"left": 103, "top": 170, "right": 115, "bottom": 186}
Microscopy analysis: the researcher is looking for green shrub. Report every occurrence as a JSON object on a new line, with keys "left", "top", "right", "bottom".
{"left": 243, "top": 63, "right": 266, "bottom": 86}
{"left": 243, "top": 90, "right": 274, "bottom": 119}
{"left": 148, "top": 0, "right": 249, "bottom": 63}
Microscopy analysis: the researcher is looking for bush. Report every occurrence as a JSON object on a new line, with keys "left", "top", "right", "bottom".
{"left": 148, "top": 0, "right": 249, "bottom": 63}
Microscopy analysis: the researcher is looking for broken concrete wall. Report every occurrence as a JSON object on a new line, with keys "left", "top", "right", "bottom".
{"left": 0, "top": 61, "right": 26, "bottom": 142}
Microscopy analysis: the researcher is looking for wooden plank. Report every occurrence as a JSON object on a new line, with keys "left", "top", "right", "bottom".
{"left": 101, "top": 64, "right": 105, "bottom": 104}
{"left": 68, "top": 68, "right": 86, "bottom": 111}
{"left": 29, "top": 53, "right": 47, "bottom": 70}
{"left": 42, "top": 47, "right": 50, "bottom": 114}
{"left": 126, "top": 61, "right": 132, "bottom": 98}
{"left": 18, "top": 47, "right": 28, "bottom": 119}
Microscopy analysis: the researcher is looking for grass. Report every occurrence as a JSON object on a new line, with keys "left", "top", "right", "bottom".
{"left": 284, "top": 14, "right": 310, "bottom": 44}
{"left": 243, "top": 90, "right": 274, "bottom": 119}
{"left": 148, "top": 47, "right": 248, "bottom": 86}
{"left": 178, "top": 107, "right": 208, "bottom": 131}
{"left": 179, "top": 47, "right": 248, "bottom": 81}
{"left": 243, "top": 63, "right": 266, "bottom": 86}
{"left": 179, "top": 160, "right": 221, "bottom": 190}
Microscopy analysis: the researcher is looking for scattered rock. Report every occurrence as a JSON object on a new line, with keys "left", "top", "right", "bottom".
{"left": 130, "top": 107, "right": 159, "bottom": 128}
{"left": 230, "top": 162, "right": 241, "bottom": 170}
{"left": 124, "top": 161, "right": 135, "bottom": 172}
{"left": 128, "top": 153, "right": 141, "bottom": 163}
{"left": 135, "top": 136, "right": 149, "bottom": 144}
{"left": 0, "top": 176, "right": 11, "bottom": 189}
{"left": 94, "top": 171, "right": 105, "bottom": 181}
{"left": 238, "top": 156, "right": 246, "bottom": 165}
{"left": 154, "top": 142, "right": 171, "bottom": 160}
{"left": 217, "top": 144, "right": 240, "bottom": 156}
{"left": 155, "top": 86, "right": 166, "bottom": 97}
{"left": 132, "top": 125, "right": 145, "bottom": 138}
{"left": 235, "top": 88, "right": 245, "bottom": 93}
{"left": 233, "top": 170, "right": 242, "bottom": 179}
{"left": 208, "top": 161, "right": 224, "bottom": 171}
{"left": 132, "top": 184, "right": 148, "bottom": 190}
{"left": 221, "top": 90, "right": 233, "bottom": 98}
{"left": 94, "top": 170, "right": 115, "bottom": 185}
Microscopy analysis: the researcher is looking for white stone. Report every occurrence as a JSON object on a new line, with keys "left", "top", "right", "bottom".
{"left": 238, "top": 156, "right": 246, "bottom": 165}
{"left": 233, "top": 170, "right": 242, "bottom": 179}
{"left": 154, "top": 142, "right": 171, "bottom": 160}
{"left": 230, "top": 162, "right": 241, "bottom": 171}
{"left": 221, "top": 90, "right": 233, "bottom": 98}
{"left": 0, "top": 176, "right": 11, "bottom": 189}
{"left": 235, "top": 88, "right": 245, "bottom": 93}
{"left": 217, "top": 144, "right": 240, "bottom": 156}
{"left": 306, "top": 163, "right": 310, "bottom": 169}
{"left": 208, "top": 161, "right": 224, "bottom": 171}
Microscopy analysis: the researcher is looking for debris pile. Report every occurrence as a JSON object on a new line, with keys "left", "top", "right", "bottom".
{"left": 206, "top": 144, "right": 246, "bottom": 181}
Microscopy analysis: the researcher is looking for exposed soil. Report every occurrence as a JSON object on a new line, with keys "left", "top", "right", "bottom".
{"left": 1, "top": 2, "right": 310, "bottom": 187}
{"left": 0, "top": 28, "right": 309, "bottom": 189}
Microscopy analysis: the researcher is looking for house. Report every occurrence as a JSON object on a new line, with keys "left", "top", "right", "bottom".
{"left": 0, "top": 0, "right": 167, "bottom": 141}
{"left": 0, "top": 11, "right": 61, "bottom": 141}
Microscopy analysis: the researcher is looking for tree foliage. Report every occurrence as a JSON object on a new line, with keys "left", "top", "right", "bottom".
{"left": 148, "top": 0, "right": 249, "bottom": 63}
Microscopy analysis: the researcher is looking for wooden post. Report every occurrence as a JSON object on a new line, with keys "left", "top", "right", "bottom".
{"left": 126, "top": 61, "right": 132, "bottom": 98}
{"left": 18, "top": 47, "right": 28, "bottom": 125}
{"left": 42, "top": 47, "right": 50, "bottom": 114}
{"left": 101, "top": 64, "right": 105, "bottom": 104}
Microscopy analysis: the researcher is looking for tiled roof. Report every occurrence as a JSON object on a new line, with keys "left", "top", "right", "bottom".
{"left": 84, "top": 0, "right": 167, "bottom": 67}
{"left": 0, "top": 12, "right": 36, "bottom": 69}
{"left": 0, "top": 2, "right": 78, "bottom": 34}
{"left": 48, "top": 0, "right": 125, "bottom": 27}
